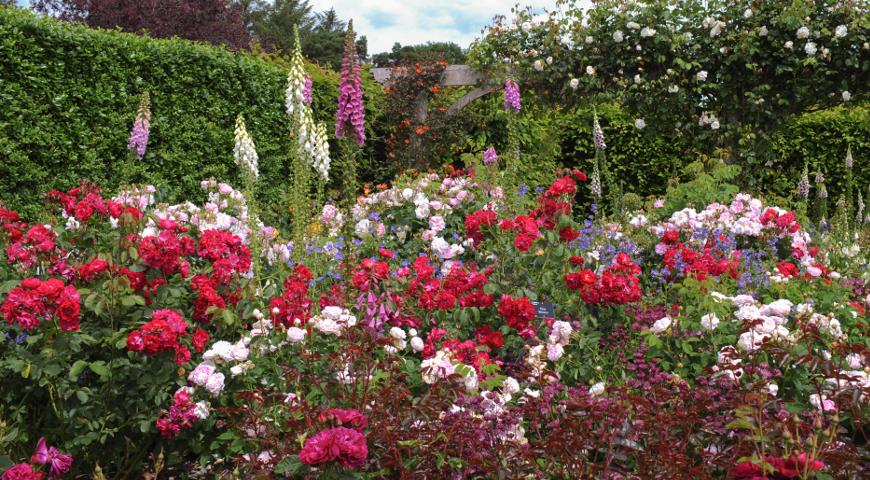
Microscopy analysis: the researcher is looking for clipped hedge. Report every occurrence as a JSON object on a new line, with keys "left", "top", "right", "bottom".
{"left": 551, "top": 103, "right": 869, "bottom": 204}
{"left": 0, "top": 6, "right": 386, "bottom": 225}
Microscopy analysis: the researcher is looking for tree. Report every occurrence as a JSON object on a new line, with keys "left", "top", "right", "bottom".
{"left": 300, "top": 8, "right": 346, "bottom": 69}
{"left": 32, "top": 0, "right": 251, "bottom": 49}
{"left": 471, "top": 0, "right": 870, "bottom": 162}
{"left": 372, "top": 41, "right": 466, "bottom": 67}
{"left": 247, "top": 0, "right": 314, "bottom": 53}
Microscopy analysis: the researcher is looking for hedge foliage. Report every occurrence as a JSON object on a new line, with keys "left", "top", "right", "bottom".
{"left": 550, "top": 103, "right": 869, "bottom": 204}
{"left": 0, "top": 7, "right": 384, "bottom": 225}
{"left": 0, "top": 6, "right": 865, "bottom": 222}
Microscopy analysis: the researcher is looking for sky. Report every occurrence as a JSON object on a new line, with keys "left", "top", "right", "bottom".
{"left": 13, "top": 0, "right": 592, "bottom": 55}
{"left": 309, "top": 0, "right": 566, "bottom": 54}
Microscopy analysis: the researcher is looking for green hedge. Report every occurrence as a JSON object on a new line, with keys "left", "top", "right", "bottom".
{"left": 551, "top": 103, "right": 869, "bottom": 205}
{"left": 0, "top": 7, "right": 386, "bottom": 225}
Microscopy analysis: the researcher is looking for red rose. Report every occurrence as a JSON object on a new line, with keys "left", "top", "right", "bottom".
{"left": 126, "top": 331, "right": 145, "bottom": 352}
{"left": 569, "top": 256, "right": 585, "bottom": 264}
{"left": 321, "top": 408, "right": 368, "bottom": 431}
{"left": 191, "top": 328, "right": 209, "bottom": 352}
{"left": 514, "top": 233, "right": 535, "bottom": 251}
{"left": 775, "top": 211, "right": 796, "bottom": 228}
{"left": 760, "top": 208, "right": 777, "bottom": 225}
{"left": 299, "top": 429, "right": 340, "bottom": 466}
{"left": 1, "top": 463, "right": 44, "bottom": 480}
{"left": 662, "top": 230, "right": 680, "bottom": 244}
{"left": 559, "top": 227, "right": 580, "bottom": 242}
{"left": 73, "top": 201, "right": 93, "bottom": 222}
{"left": 776, "top": 261, "right": 799, "bottom": 277}
{"left": 56, "top": 299, "right": 81, "bottom": 331}
{"left": 174, "top": 346, "right": 191, "bottom": 365}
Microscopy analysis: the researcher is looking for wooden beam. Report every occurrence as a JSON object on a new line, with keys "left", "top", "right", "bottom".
{"left": 370, "top": 65, "right": 485, "bottom": 87}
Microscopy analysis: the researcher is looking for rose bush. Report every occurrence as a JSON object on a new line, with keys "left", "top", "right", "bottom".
{"left": 3, "top": 141, "right": 866, "bottom": 477}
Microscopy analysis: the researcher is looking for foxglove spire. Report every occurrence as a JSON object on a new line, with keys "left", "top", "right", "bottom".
{"left": 336, "top": 20, "right": 365, "bottom": 146}
{"left": 285, "top": 27, "right": 307, "bottom": 117}
{"left": 128, "top": 92, "right": 151, "bottom": 160}
{"left": 504, "top": 79, "right": 521, "bottom": 112}
{"left": 233, "top": 114, "right": 259, "bottom": 179}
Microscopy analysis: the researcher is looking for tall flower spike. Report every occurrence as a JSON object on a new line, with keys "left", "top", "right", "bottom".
{"left": 593, "top": 113, "right": 606, "bottom": 150}
{"left": 483, "top": 147, "right": 498, "bottom": 166}
{"left": 504, "top": 79, "right": 521, "bottom": 113}
{"left": 233, "top": 114, "right": 259, "bottom": 179}
{"left": 128, "top": 92, "right": 151, "bottom": 160}
{"left": 286, "top": 27, "right": 307, "bottom": 117}
{"left": 797, "top": 163, "right": 810, "bottom": 199}
{"left": 845, "top": 145, "right": 853, "bottom": 170}
{"left": 336, "top": 19, "right": 365, "bottom": 146}
{"left": 856, "top": 191, "right": 864, "bottom": 224}
{"left": 299, "top": 107, "right": 331, "bottom": 180}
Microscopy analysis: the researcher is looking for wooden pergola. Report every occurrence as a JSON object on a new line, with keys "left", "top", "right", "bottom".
{"left": 370, "top": 65, "right": 496, "bottom": 123}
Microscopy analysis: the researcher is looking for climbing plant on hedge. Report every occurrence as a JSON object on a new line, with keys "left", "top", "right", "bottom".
{"left": 470, "top": 0, "right": 869, "bottom": 163}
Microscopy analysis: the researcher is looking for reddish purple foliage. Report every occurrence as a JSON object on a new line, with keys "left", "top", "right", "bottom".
{"left": 32, "top": 0, "right": 251, "bottom": 50}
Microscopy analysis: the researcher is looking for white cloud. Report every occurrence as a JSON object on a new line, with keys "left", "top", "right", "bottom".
{"left": 309, "top": 0, "right": 572, "bottom": 54}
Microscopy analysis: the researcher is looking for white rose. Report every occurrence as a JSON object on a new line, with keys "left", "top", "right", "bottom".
{"left": 835, "top": 25, "right": 847, "bottom": 38}
{"left": 804, "top": 42, "right": 817, "bottom": 55}
{"left": 785, "top": 41, "right": 794, "bottom": 49}
{"left": 533, "top": 59, "right": 544, "bottom": 71}
{"left": 585, "top": 36, "right": 594, "bottom": 44}
{"left": 204, "top": 372, "right": 225, "bottom": 397}
{"left": 842, "top": 91, "right": 851, "bottom": 102}
{"left": 650, "top": 316, "right": 672, "bottom": 333}
{"left": 410, "top": 336, "right": 424, "bottom": 352}
{"left": 700, "top": 313, "right": 720, "bottom": 331}
{"left": 589, "top": 382, "right": 606, "bottom": 396}
{"left": 743, "top": 8, "right": 752, "bottom": 19}
{"left": 401, "top": 188, "right": 414, "bottom": 200}
{"left": 569, "top": 78, "right": 580, "bottom": 90}
{"left": 286, "top": 327, "right": 306, "bottom": 343}
{"left": 502, "top": 377, "right": 520, "bottom": 394}
{"left": 796, "top": 26, "right": 810, "bottom": 39}
{"left": 193, "top": 401, "right": 210, "bottom": 419}
{"left": 668, "top": 85, "right": 679, "bottom": 93}
{"left": 710, "top": 121, "right": 720, "bottom": 130}
{"left": 204, "top": 341, "right": 233, "bottom": 363}
{"left": 389, "top": 327, "right": 406, "bottom": 340}
{"left": 230, "top": 342, "right": 250, "bottom": 361}
{"left": 188, "top": 363, "right": 216, "bottom": 386}
{"left": 759, "top": 25, "right": 768, "bottom": 36}
{"left": 321, "top": 306, "right": 343, "bottom": 320}
{"left": 696, "top": 70, "right": 708, "bottom": 81}
{"left": 315, "top": 318, "right": 342, "bottom": 335}
{"left": 634, "top": 118, "right": 646, "bottom": 130}
{"left": 767, "top": 383, "right": 778, "bottom": 397}
{"left": 612, "top": 30, "right": 624, "bottom": 42}
{"left": 586, "top": 65, "right": 596, "bottom": 76}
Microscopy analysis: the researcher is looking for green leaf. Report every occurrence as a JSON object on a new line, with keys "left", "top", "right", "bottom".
{"left": 76, "top": 390, "right": 89, "bottom": 403}
{"left": 273, "top": 456, "right": 304, "bottom": 475}
{"left": 89, "top": 361, "right": 110, "bottom": 380}
{"left": 69, "top": 360, "right": 89, "bottom": 381}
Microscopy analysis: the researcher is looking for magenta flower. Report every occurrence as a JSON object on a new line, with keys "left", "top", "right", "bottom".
{"left": 30, "top": 437, "right": 73, "bottom": 478}
{"left": 504, "top": 79, "right": 521, "bottom": 113}
{"left": 336, "top": 20, "right": 365, "bottom": 146}
{"left": 483, "top": 147, "right": 498, "bottom": 165}
{"left": 299, "top": 426, "right": 368, "bottom": 469}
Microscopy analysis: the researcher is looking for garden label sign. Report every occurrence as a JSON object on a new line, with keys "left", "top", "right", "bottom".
{"left": 531, "top": 301, "right": 557, "bottom": 319}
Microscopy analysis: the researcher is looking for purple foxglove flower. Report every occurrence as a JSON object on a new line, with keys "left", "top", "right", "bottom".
{"left": 504, "top": 79, "right": 521, "bottom": 113}
{"left": 483, "top": 147, "right": 498, "bottom": 165}
{"left": 593, "top": 114, "right": 606, "bottom": 150}
{"left": 303, "top": 75, "right": 313, "bottom": 105}
{"left": 128, "top": 92, "right": 151, "bottom": 160}
{"left": 336, "top": 20, "right": 365, "bottom": 146}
